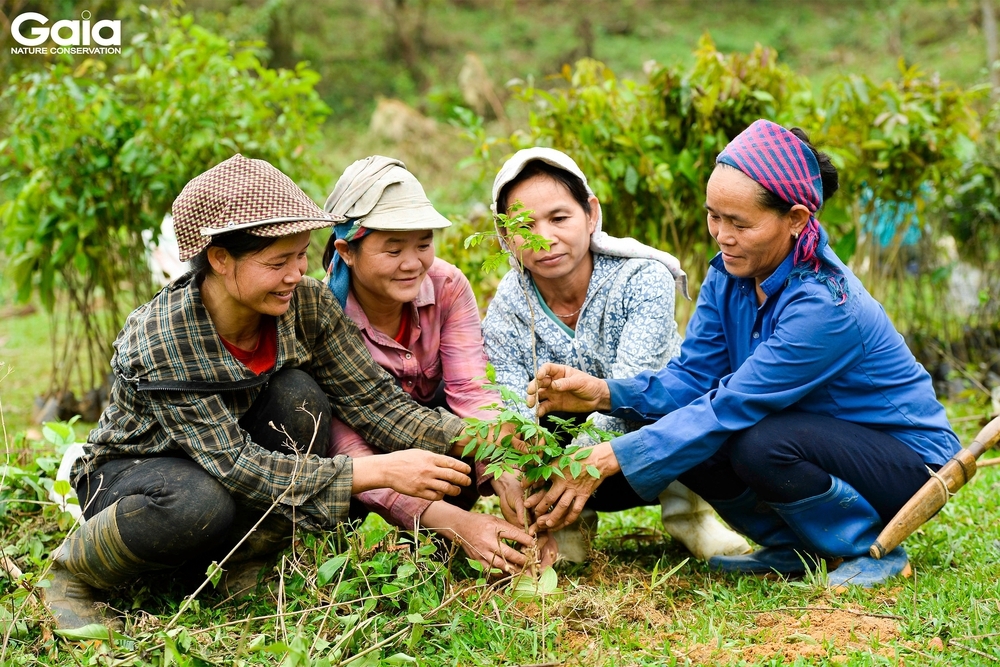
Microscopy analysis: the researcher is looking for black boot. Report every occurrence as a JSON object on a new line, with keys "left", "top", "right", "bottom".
{"left": 43, "top": 560, "right": 110, "bottom": 630}
{"left": 214, "top": 512, "right": 293, "bottom": 598}
{"left": 42, "top": 500, "right": 153, "bottom": 630}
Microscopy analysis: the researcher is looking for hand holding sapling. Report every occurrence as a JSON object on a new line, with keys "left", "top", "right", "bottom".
{"left": 419, "top": 500, "right": 534, "bottom": 574}
{"left": 491, "top": 470, "right": 529, "bottom": 526}
{"left": 460, "top": 201, "right": 621, "bottom": 569}
{"left": 527, "top": 363, "right": 612, "bottom": 416}
{"left": 524, "top": 441, "right": 623, "bottom": 531}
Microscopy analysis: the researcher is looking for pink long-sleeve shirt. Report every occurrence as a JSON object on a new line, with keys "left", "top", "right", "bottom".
{"left": 328, "top": 258, "right": 499, "bottom": 528}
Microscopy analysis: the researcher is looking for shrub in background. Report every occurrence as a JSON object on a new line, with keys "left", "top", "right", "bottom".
{"left": 812, "top": 63, "right": 979, "bottom": 292}
{"left": 466, "top": 38, "right": 982, "bottom": 336}
{"left": 0, "top": 7, "right": 329, "bottom": 397}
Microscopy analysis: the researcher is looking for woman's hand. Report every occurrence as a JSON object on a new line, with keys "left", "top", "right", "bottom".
{"left": 527, "top": 363, "right": 612, "bottom": 417}
{"left": 491, "top": 471, "right": 528, "bottom": 527}
{"left": 535, "top": 531, "right": 560, "bottom": 570}
{"left": 523, "top": 442, "right": 621, "bottom": 531}
{"left": 353, "top": 450, "right": 471, "bottom": 500}
{"left": 420, "top": 502, "right": 534, "bottom": 575}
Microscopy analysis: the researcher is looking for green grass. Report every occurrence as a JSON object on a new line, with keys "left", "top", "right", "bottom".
{"left": 2, "top": 456, "right": 999, "bottom": 665}
{"left": 2, "top": 307, "right": 998, "bottom": 664}
{"left": 2, "top": 1, "right": 999, "bottom": 662}
{"left": 0, "top": 307, "right": 55, "bottom": 448}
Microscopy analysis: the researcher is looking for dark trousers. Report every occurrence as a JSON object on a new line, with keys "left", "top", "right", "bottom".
{"left": 76, "top": 368, "right": 332, "bottom": 565}
{"left": 677, "top": 411, "right": 934, "bottom": 524}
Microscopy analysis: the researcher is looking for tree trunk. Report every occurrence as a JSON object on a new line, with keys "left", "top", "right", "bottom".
{"left": 984, "top": 0, "right": 1000, "bottom": 99}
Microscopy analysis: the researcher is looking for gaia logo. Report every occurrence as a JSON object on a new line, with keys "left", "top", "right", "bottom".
{"left": 9, "top": 11, "right": 122, "bottom": 55}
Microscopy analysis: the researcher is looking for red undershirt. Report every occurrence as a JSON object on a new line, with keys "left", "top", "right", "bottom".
{"left": 220, "top": 317, "right": 278, "bottom": 375}
{"left": 394, "top": 306, "right": 412, "bottom": 345}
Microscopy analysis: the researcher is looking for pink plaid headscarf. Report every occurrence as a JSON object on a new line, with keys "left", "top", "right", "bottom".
{"left": 717, "top": 119, "right": 847, "bottom": 304}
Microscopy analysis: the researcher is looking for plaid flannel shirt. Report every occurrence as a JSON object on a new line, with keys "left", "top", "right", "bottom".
{"left": 75, "top": 273, "right": 464, "bottom": 530}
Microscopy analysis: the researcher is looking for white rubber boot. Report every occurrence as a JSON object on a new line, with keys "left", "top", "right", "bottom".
{"left": 659, "top": 481, "right": 752, "bottom": 560}
{"left": 50, "top": 443, "right": 86, "bottom": 522}
{"left": 549, "top": 508, "right": 598, "bottom": 564}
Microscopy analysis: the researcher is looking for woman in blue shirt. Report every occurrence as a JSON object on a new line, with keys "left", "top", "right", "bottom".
{"left": 522, "top": 120, "right": 961, "bottom": 587}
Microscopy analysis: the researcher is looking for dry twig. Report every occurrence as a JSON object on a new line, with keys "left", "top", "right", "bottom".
{"left": 164, "top": 403, "right": 321, "bottom": 631}
{"left": 948, "top": 640, "right": 999, "bottom": 662}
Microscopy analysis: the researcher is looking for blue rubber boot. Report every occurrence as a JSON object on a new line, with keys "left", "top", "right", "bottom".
{"left": 771, "top": 476, "right": 911, "bottom": 588}
{"left": 825, "top": 547, "right": 909, "bottom": 588}
{"left": 707, "top": 489, "right": 821, "bottom": 575}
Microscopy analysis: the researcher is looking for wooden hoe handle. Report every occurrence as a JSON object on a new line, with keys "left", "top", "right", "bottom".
{"left": 870, "top": 415, "right": 1000, "bottom": 559}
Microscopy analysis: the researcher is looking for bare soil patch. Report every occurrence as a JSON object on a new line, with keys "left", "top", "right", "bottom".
{"left": 683, "top": 608, "right": 907, "bottom": 664}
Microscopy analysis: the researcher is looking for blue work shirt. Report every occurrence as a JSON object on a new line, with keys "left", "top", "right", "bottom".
{"left": 607, "top": 231, "right": 961, "bottom": 501}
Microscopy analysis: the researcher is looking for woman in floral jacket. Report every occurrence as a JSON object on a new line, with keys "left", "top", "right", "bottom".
{"left": 483, "top": 148, "right": 751, "bottom": 562}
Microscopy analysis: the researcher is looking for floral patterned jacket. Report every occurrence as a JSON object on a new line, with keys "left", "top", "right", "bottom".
{"left": 482, "top": 254, "right": 682, "bottom": 440}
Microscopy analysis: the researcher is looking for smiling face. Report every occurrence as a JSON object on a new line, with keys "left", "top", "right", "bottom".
{"left": 337, "top": 229, "right": 435, "bottom": 306}
{"left": 503, "top": 173, "right": 599, "bottom": 283}
{"left": 212, "top": 230, "right": 311, "bottom": 320}
{"left": 705, "top": 166, "right": 809, "bottom": 287}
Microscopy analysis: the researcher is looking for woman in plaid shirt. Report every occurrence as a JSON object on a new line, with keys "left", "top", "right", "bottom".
{"left": 45, "top": 155, "right": 474, "bottom": 630}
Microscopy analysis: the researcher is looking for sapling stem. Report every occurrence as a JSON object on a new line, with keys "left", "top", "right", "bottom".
{"left": 460, "top": 203, "right": 619, "bottom": 578}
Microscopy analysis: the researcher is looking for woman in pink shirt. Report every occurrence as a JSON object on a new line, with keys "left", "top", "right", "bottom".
{"left": 322, "top": 157, "right": 534, "bottom": 573}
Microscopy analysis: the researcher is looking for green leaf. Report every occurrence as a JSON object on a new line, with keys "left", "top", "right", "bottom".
{"left": 385, "top": 653, "right": 418, "bottom": 665}
{"left": 624, "top": 164, "right": 639, "bottom": 195}
{"left": 345, "top": 652, "right": 380, "bottom": 667}
{"left": 538, "top": 566, "right": 560, "bottom": 594}
{"left": 317, "top": 555, "right": 349, "bottom": 586}
{"left": 363, "top": 524, "right": 392, "bottom": 550}
{"left": 586, "top": 465, "right": 601, "bottom": 478}
{"left": 42, "top": 422, "right": 74, "bottom": 447}
{"left": 53, "top": 479, "right": 72, "bottom": 497}
{"left": 54, "top": 623, "right": 132, "bottom": 643}
{"left": 509, "top": 568, "right": 562, "bottom": 601}
{"left": 206, "top": 561, "right": 223, "bottom": 587}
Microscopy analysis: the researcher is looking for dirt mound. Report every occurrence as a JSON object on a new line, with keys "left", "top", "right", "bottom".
{"left": 684, "top": 608, "right": 903, "bottom": 664}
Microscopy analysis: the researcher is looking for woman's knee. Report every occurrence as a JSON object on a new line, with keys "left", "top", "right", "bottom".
{"left": 728, "top": 414, "right": 801, "bottom": 473}
{"left": 727, "top": 413, "right": 847, "bottom": 503}
{"left": 168, "top": 470, "right": 237, "bottom": 543}
{"left": 245, "top": 368, "right": 331, "bottom": 453}
{"left": 269, "top": 368, "right": 327, "bottom": 406}
{"left": 116, "top": 459, "right": 236, "bottom": 558}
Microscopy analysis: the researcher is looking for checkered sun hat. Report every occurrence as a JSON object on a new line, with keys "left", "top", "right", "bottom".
{"left": 172, "top": 154, "right": 343, "bottom": 261}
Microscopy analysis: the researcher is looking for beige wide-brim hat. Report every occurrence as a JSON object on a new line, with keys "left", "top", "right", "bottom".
{"left": 173, "top": 154, "right": 342, "bottom": 261}
{"left": 324, "top": 156, "right": 451, "bottom": 232}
